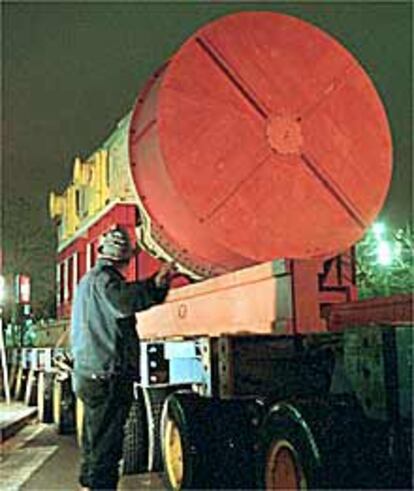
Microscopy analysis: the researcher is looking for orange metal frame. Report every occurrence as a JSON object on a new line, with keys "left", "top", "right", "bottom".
{"left": 137, "top": 251, "right": 357, "bottom": 340}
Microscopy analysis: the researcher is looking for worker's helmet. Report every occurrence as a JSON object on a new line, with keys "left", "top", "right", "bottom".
{"left": 98, "top": 226, "right": 133, "bottom": 262}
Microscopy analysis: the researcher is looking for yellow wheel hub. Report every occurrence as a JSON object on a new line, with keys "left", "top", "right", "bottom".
{"left": 76, "top": 397, "right": 84, "bottom": 446}
{"left": 53, "top": 380, "right": 61, "bottom": 426}
{"left": 165, "top": 417, "right": 184, "bottom": 490}
{"left": 37, "top": 372, "right": 45, "bottom": 419}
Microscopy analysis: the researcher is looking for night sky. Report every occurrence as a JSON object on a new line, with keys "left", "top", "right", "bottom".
{"left": 1, "top": 2, "right": 412, "bottom": 309}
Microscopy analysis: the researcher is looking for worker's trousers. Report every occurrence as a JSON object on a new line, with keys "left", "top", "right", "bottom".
{"left": 75, "top": 375, "right": 133, "bottom": 490}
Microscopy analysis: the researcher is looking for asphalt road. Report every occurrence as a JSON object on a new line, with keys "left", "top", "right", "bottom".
{"left": 1, "top": 421, "right": 165, "bottom": 490}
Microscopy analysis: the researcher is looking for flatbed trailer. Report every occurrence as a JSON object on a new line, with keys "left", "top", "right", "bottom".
{"left": 7, "top": 314, "right": 412, "bottom": 489}
{"left": 130, "top": 292, "right": 413, "bottom": 489}
{"left": 5, "top": 262, "right": 412, "bottom": 489}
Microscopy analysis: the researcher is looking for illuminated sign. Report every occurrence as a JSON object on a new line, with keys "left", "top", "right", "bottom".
{"left": 15, "top": 275, "right": 31, "bottom": 304}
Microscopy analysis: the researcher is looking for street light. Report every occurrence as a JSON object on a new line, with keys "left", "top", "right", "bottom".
{"left": 377, "top": 240, "right": 392, "bottom": 266}
{"left": 373, "top": 222, "right": 386, "bottom": 239}
{"left": 372, "top": 222, "right": 393, "bottom": 266}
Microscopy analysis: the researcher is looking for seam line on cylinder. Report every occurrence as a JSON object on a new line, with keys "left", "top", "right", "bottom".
{"left": 300, "top": 152, "right": 366, "bottom": 230}
{"left": 195, "top": 36, "right": 268, "bottom": 119}
{"left": 203, "top": 148, "right": 271, "bottom": 221}
{"left": 131, "top": 119, "right": 157, "bottom": 145}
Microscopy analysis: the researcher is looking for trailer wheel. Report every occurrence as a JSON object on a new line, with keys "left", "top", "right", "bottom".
{"left": 37, "top": 372, "right": 54, "bottom": 423}
{"left": 143, "top": 386, "right": 190, "bottom": 473}
{"left": 259, "top": 410, "right": 320, "bottom": 490}
{"left": 259, "top": 396, "right": 373, "bottom": 490}
{"left": 122, "top": 387, "right": 149, "bottom": 475}
{"left": 161, "top": 392, "right": 201, "bottom": 490}
{"left": 75, "top": 397, "right": 84, "bottom": 446}
{"left": 163, "top": 413, "right": 184, "bottom": 489}
{"left": 265, "top": 439, "right": 307, "bottom": 490}
{"left": 53, "top": 378, "right": 75, "bottom": 434}
{"left": 161, "top": 392, "right": 264, "bottom": 490}
{"left": 53, "top": 378, "right": 61, "bottom": 428}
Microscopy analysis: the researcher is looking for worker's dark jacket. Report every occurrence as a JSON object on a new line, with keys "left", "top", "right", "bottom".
{"left": 70, "top": 258, "right": 168, "bottom": 386}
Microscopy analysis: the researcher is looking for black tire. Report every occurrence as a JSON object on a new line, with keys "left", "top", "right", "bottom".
{"left": 37, "top": 372, "right": 54, "bottom": 423}
{"left": 122, "top": 387, "right": 149, "bottom": 475}
{"left": 144, "top": 386, "right": 182, "bottom": 473}
{"left": 257, "top": 397, "right": 366, "bottom": 490}
{"left": 259, "top": 413, "right": 320, "bottom": 490}
{"left": 161, "top": 392, "right": 264, "bottom": 490}
{"left": 53, "top": 377, "right": 76, "bottom": 435}
{"left": 161, "top": 392, "right": 201, "bottom": 490}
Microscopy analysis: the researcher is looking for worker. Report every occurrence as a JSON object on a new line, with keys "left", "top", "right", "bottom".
{"left": 70, "top": 226, "right": 176, "bottom": 491}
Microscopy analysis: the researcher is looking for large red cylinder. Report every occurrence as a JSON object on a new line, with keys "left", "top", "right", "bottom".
{"left": 129, "top": 11, "right": 392, "bottom": 276}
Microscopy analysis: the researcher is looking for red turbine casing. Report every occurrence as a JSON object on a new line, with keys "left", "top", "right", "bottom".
{"left": 128, "top": 11, "right": 392, "bottom": 276}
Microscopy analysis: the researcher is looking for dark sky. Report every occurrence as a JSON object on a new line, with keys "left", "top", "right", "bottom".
{"left": 2, "top": 1, "right": 413, "bottom": 246}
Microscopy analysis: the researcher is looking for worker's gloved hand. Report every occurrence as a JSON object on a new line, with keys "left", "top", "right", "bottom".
{"left": 154, "top": 261, "right": 178, "bottom": 288}
{"left": 53, "top": 352, "right": 74, "bottom": 382}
